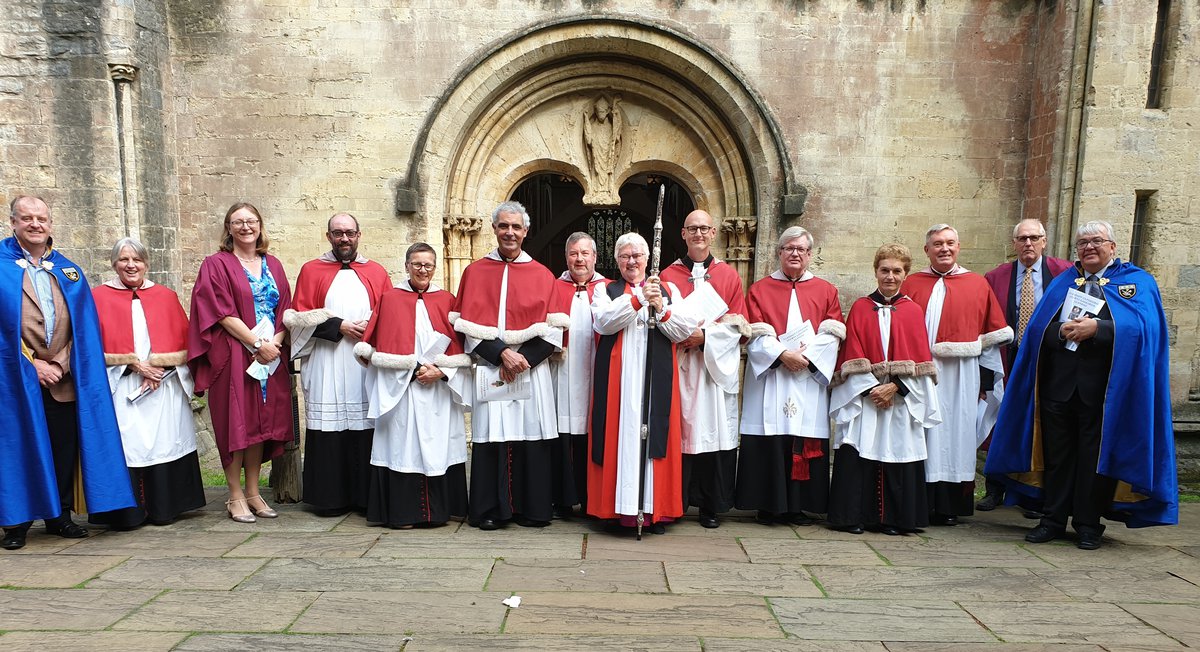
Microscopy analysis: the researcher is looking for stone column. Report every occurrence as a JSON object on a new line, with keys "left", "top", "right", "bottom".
{"left": 108, "top": 63, "right": 141, "bottom": 240}
{"left": 721, "top": 216, "right": 757, "bottom": 293}
{"left": 443, "top": 215, "right": 482, "bottom": 294}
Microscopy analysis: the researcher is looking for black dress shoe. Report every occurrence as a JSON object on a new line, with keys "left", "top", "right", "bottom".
{"left": 975, "top": 492, "right": 1003, "bottom": 511}
{"left": 755, "top": 511, "right": 775, "bottom": 526}
{"left": 1022, "top": 509, "right": 1044, "bottom": 520}
{"left": 45, "top": 520, "right": 88, "bottom": 539}
{"left": 1, "top": 529, "right": 27, "bottom": 550}
{"left": 698, "top": 511, "right": 719, "bottom": 529}
{"left": 787, "top": 512, "right": 818, "bottom": 526}
{"left": 929, "top": 513, "right": 958, "bottom": 526}
{"left": 647, "top": 522, "right": 666, "bottom": 535}
{"left": 834, "top": 524, "right": 864, "bottom": 535}
{"left": 552, "top": 506, "right": 574, "bottom": 520}
{"left": 475, "top": 518, "right": 500, "bottom": 531}
{"left": 514, "top": 515, "right": 550, "bottom": 528}
{"left": 878, "top": 525, "right": 902, "bottom": 536}
{"left": 1024, "top": 524, "right": 1062, "bottom": 544}
{"left": 1076, "top": 531, "right": 1102, "bottom": 550}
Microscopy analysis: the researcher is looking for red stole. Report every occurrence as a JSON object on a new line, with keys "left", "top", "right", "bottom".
{"left": 363, "top": 287, "right": 463, "bottom": 357}
{"left": 292, "top": 258, "right": 391, "bottom": 313}
{"left": 901, "top": 271, "right": 1008, "bottom": 343}
{"left": 92, "top": 284, "right": 189, "bottom": 357}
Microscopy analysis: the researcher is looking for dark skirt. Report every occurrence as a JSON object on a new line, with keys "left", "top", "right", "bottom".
{"left": 928, "top": 480, "right": 976, "bottom": 517}
{"left": 682, "top": 449, "right": 737, "bottom": 514}
{"left": 468, "top": 440, "right": 555, "bottom": 525}
{"left": 302, "top": 428, "right": 373, "bottom": 512}
{"left": 366, "top": 463, "right": 468, "bottom": 528}
{"left": 827, "top": 444, "right": 929, "bottom": 531}
{"left": 89, "top": 450, "right": 207, "bottom": 528}
{"left": 550, "top": 432, "right": 588, "bottom": 510}
{"left": 734, "top": 435, "right": 829, "bottom": 516}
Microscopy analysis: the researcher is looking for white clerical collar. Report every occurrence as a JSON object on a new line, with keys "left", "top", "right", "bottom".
{"left": 486, "top": 249, "right": 532, "bottom": 263}
{"left": 399, "top": 279, "right": 441, "bottom": 293}
{"left": 558, "top": 270, "right": 605, "bottom": 283}
{"left": 104, "top": 278, "right": 155, "bottom": 290}
{"left": 319, "top": 251, "right": 369, "bottom": 264}
{"left": 921, "top": 264, "right": 969, "bottom": 276}
{"left": 770, "top": 269, "right": 814, "bottom": 283}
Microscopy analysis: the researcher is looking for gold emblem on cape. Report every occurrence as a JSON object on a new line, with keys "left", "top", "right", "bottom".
{"left": 1118, "top": 284, "right": 1136, "bottom": 299}
{"left": 62, "top": 267, "right": 80, "bottom": 282}
{"left": 783, "top": 397, "right": 798, "bottom": 418}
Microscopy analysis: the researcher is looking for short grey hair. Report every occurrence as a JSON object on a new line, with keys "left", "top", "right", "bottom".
{"left": 564, "top": 231, "right": 596, "bottom": 254}
{"left": 110, "top": 237, "right": 149, "bottom": 268}
{"left": 492, "top": 201, "right": 531, "bottom": 228}
{"left": 613, "top": 232, "right": 649, "bottom": 262}
{"left": 777, "top": 226, "right": 814, "bottom": 252}
{"left": 1011, "top": 218, "right": 1046, "bottom": 239}
{"left": 925, "top": 223, "right": 959, "bottom": 244}
{"left": 1077, "top": 220, "right": 1116, "bottom": 245}
{"left": 9, "top": 195, "right": 50, "bottom": 220}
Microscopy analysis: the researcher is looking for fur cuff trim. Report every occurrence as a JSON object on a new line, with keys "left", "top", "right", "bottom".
{"left": 982, "top": 326, "right": 1015, "bottom": 348}
{"left": 370, "top": 351, "right": 420, "bottom": 370}
{"left": 448, "top": 311, "right": 461, "bottom": 324}
{"left": 547, "top": 312, "right": 571, "bottom": 329}
{"left": 453, "top": 318, "right": 500, "bottom": 342}
{"left": 148, "top": 351, "right": 187, "bottom": 367}
{"left": 105, "top": 352, "right": 139, "bottom": 366}
{"left": 718, "top": 313, "right": 752, "bottom": 339}
{"left": 818, "top": 319, "right": 846, "bottom": 341}
{"left": 915, "top": 361, "right": 938, "bottom": 381}
{"left": 840, "top": 358, "right": 871, "bottom": 376}
{"left": 501, "top": 322, "right": 553, "bottom": 346}
{"left": 434, "top": 353, "right": 472, "bottom": 368}
{"left": 353, "top": 341, "right": 375, "bottom": 362}
{"left": 283, "top": 307, "right": 338, "bottom": 329}
{"left": 749, "top": 322, "right": 777, "bottom": 339}
{"left": 931, "top": 339, "right": 982, "bottom": 358}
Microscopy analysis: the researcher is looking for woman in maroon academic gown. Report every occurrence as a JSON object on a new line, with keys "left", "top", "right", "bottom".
{"left": 187, "top": 203, "right": 292, "bottom": 523}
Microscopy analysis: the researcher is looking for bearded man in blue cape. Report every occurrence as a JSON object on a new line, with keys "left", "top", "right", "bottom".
{"left": 1, "top": 195, "right": 134, "bottom": 550}
{"left": 985, "top": 219, "right": 1176, "bottom": 551}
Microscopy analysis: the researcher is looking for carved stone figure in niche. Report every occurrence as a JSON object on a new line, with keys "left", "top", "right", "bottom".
{"left": 583, "top": 94, "right": 623, "bottom": 205}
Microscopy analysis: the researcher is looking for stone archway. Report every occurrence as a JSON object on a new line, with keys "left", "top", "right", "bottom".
{"left": 404, "top": 16, "right": 795, "bottom": 291}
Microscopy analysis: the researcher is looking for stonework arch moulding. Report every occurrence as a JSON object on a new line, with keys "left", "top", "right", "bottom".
{"left": 405, "top": 16, "right": 797, "bottom": 291}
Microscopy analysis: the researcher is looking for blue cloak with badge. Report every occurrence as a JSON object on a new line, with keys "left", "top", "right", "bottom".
{"left": 984, "top": 258, "right": 1177, "bottom": 528}
{"left": 0, "top": 236, "right": 134, "bottom": 525}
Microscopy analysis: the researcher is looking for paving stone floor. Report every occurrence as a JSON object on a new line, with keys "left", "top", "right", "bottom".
{"left": 1, "top": 488, "right": 1197, "bottom": 651}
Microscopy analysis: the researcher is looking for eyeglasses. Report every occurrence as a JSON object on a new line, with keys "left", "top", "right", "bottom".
{"left": 1014, "top": 235, "right": 1044, "bottom": 243}
{"left": 1075, "top": 238, "right": 1113, "bottom": 250}
{"left": 781, "top": 246, "right": 812, "bottom": 256}
{"left": 407, "top": 262, "right": 435, "bottom": 271}
{"left": 229, "top": 219, "right": 260, "bottom": 228}
{"left": 329, "top": 230, "right": 359, "bottom": 239}
{"left": 684, "top": 225, "right": 714, "bottom": 235}
{"left": 617, "top": 253, "right": 646, "bottom": 262}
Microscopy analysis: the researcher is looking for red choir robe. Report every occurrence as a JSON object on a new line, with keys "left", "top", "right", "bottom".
{"left": 285, "top": 255, "right": 391, "bottom": 326}
{"left": 452, "top": 254, "right": 567, "bottom": 343}
{"left": 93, "top": 283, "right": 189, "bottom": 367}
{"left": 901, "top": 270, "right": 1010, "bottom": 355}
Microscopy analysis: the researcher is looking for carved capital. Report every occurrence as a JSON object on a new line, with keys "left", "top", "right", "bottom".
{"left": 443, "top": 215, "right": 483, "bottom": 236}
{"left": 108, "top": 63, "right": 138, "bottom": 83}
{"left": 720, "top": 217, "right": 757, "bottom": 247}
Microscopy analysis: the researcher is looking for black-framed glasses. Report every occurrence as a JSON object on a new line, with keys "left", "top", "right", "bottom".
{"left": 1075, "top": 238, "right": 1113, "bottom": 250}
{"left": 407, "top": 262, "right": 435, "bottom": 271}
{"left": 329, "top": 230, "right": 359, "bottom": 239}
{"left": 230, "top": 218, "right": 260, "bottom": 228}
{"left": 781, "top": 246, "right": 812, "bottom": 255}
{"left": 684, "top": 225, "right": 714, "bottom": 235}
{"left": 1014, "top": 235, "right": 1044, "bottom": 243}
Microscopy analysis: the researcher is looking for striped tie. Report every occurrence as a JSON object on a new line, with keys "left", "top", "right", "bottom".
{"left": 1016, "top": 266, "right": 1034, "bottom": 345}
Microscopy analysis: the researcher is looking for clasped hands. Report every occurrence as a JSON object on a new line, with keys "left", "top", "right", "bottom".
{"left": 778, "top": 342, "right": 810, "bottom": 372}
{"left": 499, "top": 347, "right": 530, "bottom": 383}
{"left": 1059, "top": 316, "right": 1098, "bottom": 343}
{"left": 869, "top": 382, "right": 899, "bottom": 409}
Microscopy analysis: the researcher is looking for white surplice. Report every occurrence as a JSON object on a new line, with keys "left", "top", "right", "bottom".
{"left": 675, "top": 261, "right": 741, "bottom": 454}
{"left": 292, "top": 269, "right": 373, "bottom": 431}
{"left": 553, "top": 273, "right": 602, "bottom": 435}
{"left": 591, "top": 281, "right": 697, "bottom": 515}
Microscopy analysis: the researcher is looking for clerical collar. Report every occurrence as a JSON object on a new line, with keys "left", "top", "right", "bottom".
{"left": 869, "top": 289, "right": 902, "bottom": 305}
{"left": 932, "top": 264, "right": 959, "bottom": 278}
{"left": 318, "top": 250, "right": 368, "bottom": 265}
{"left": 684, "top": 254, "right": 714, "bottom": 269}
{"left": 104, "top": 278, "right": 154, "bottom": 291}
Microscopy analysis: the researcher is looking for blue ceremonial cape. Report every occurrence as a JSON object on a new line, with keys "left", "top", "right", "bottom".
{"left": 984, "top": 259, "right": 1177, "bottom": 528}
{"left": 0, "top": 237, "right": 134, "bottom": 525}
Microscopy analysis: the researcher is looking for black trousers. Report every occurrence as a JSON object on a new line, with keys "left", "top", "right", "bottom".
{"left": 1039, "top": 391, "right": 1117, "bottom": 534}
{"left": 7, "top": 391, "right": 79, "bottom": 534}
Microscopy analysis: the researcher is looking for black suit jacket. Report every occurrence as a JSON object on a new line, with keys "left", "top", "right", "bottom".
{"left": 1037, "top": 300, "right": 1114, "bottom": 408}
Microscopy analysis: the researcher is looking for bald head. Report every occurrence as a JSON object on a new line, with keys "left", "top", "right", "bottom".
{"left": 681, "top": 209, "right": 716, "bottom": 259}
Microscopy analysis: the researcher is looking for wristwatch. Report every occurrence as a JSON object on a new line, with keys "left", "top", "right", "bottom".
{"left": 253, "top": 338, "right": 264, "bottom": 350}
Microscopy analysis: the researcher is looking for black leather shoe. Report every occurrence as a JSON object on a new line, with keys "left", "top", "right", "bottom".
{"left": 475, "top": 518, "right": 500, "bottom": 531}
{"left": 787, "top": 512, "right": 818, "bottom": 526}
{"left": 1, "top": 530, "right": 27, "bottom": 550}
{"left": 45, "top": 520, "right": 88, "bottom": 539}
{"left": 834, "top": 524, "right": 864, "bottom": 535}
{"left": 514, "top": 515, "right": 550, "bottom": 528}
{"left": 1024, "top": 524, "right": 1062, "bottom": 544}
{"left": 552, "top": 506, "right": 574, "bottom": 520}
{"left": 1022, "top": 509, "right": 1044, "bottom": 520}
{"left": 647, "top": 522, "right": 666, "bottom": 535}
{"left": 698, "top": 511, "right": 719, "bottom": 529}
{"left": 1076, "top": 531, "right": 1102, "bottom": 550}
{"left": 878, "top": 525, "right": 902, "bottom": 536}
{"left": 975, "top": 492, "right": 1003, "bottom": 511}
{"left": 755, "top": 511, "right": 775, "bottom": 526}
{"left": 929, "top": 513, "right": 958, "bottom": 526}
